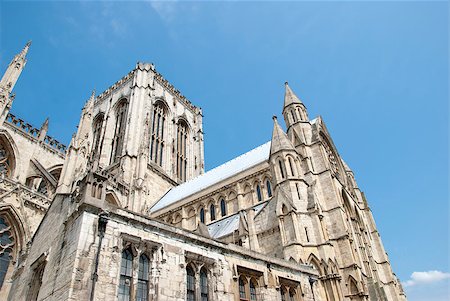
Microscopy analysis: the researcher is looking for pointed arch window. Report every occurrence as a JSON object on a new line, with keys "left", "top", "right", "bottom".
{"left": 288, "top": 157, "right": 295, "bottom": 176}
{"left": 150, "top": 102, "right": 166, "bottom": 167}
{"left": 220, "top": 199, "right": 227, "bottom": 217}
{"left": 177, "top": 120, "right": 189, "bottom": 182}
{"left": 0, "top": 139, "right": 12, "bottom": 177}
{"left": 210, "top": 204, "right": 216, "bottom": 221}
{"left": 118, "top": 248, "right": 133, "bottom": 301}
{"left": 200, "top": 268, "right": 208, "bottom": 301}
{"left": 249, "top": 279, "right": 258, "bottom": 301}
{"left": 199, "top": 207, "right": 205, "bottom": 223}
{"left": 239, "top": 277, "right": 247, "bottom": 300}
{"left": 92, "top": 113, "right": 104, "bottom": 156}
{"left": 137, "top": 254, "right": 149, "bottom": 301}
{"left": 111, "top": 100, "right": 128, "bottom": 164}
{"left": 278, "top": 160, "right": 286, "bottom": 179}
{"left": 0, "top": 216, "right": 14, "bottom": 290}
{"left": 281, "top": 287, "right": 287, "bottom": 301}
{"left": 186, "top": 266, "right": 195, "bottom": 301}
{"left": 256, "top": 185, "right": 262, "bottom": 202}
{"left": 266, "top": 180, "right": 272, "bottom": 198}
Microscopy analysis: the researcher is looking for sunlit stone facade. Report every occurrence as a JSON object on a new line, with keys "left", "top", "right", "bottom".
{"left": 1, "top": 42, "right": 406, "bottom": 301}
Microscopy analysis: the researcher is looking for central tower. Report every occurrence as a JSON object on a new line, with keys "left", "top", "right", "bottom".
{"left": 59, "top": 62, "right": 204, "bottom": 213}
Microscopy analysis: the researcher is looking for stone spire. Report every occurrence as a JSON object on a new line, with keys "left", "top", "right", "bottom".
{"left": 270, "top": 116, "right": 295, "bottom": 155}
{"left": 283, "top": 81, "right": 303, "bottom": 110}
{"left": 0, "top": 41, "right": 31, "bottom": 95}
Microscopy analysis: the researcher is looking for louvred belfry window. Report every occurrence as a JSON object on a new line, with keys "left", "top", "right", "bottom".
{"left": 92, "top": 114, "right": 104, "bottom": 157}
{"left": 176, "top": 120, "right": 188, "bottom": 181}
{"left": 150, "top": 102, "right": 166, "bottom": 167}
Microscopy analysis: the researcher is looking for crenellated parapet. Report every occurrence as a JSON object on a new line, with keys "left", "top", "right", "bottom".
{"left": 5, "top": 113, "right": 67, "bottom": 155}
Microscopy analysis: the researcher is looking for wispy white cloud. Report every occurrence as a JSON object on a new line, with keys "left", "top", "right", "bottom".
{"left": 149, "top": 1, "right": 179, "bottom": 23}
{"left": 402, "top": 271, "right": 450, "bottom": 288}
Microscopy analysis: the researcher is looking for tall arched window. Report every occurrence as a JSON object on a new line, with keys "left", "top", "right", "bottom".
{"left": 288, "top": 157, "right": 295, "bottom": 176}
{"left": 118, "top": 248, "right": 133, "bottom": 301}
{"left": 0, "top": 216, "right": 14, "bottom": 289}
{"left": 200, "top": 268, "right": 208, "bottom": 301}
{"left": 177, "top": 120, "right": 189, "bottom": 181}
{"left": 150, "top": 102, "right": 166, "bottom": 167}
{"left": 239, "top": 277, "right": 247, "bottom": 300}
{"left": 278, "top": 160, "right": 286, "bottom": 179}
{"left": 111, "top": 100, "right": 128, "bottom": 164}
{"left": 249, "top": 279, "right": 258, "bottom": 301}
{"left": 256, "top": 185, "right": 262, "bottom": 202}
{"left": 199, "top": 207, "right": 205, "bottom": 223}
{"left": 186, "top": 266, "right": 195, "bottom": 301}
{"left": 137, "top": 254, "right": 149, "bottom": 301}
{"left": 220, "top": 199, "right": 226, "bottom": 217}
{"left": 266, "top": 180, "right": 272, "bottom": 198}
{"left": 209, "top": 204, "right": 216, "bottom": 221}
{"left": 92, "top": 113, "right": 104, "bottom": 156}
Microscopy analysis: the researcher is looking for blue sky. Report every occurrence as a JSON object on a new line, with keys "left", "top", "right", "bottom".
{"left": 1, "top": 1, "right": 448, "bottom": 300}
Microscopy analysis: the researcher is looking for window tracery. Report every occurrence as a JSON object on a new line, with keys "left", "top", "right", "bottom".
{"left": 0, "top": 216, "right": 14, "bottom": 289}
{"left": 92, "top": 114, "right": 104, "bottom": 157}
{"left": 150, "top": 102, "right": 166, "bottom": 167}
{"left": 0, "top": 142, "right": 11, "bottom": 176}
{"left": 111, "top": 100, "right": 128, "bottom": 164}
{"left": 176, "top": 120, "right": 189, "bottom": 181}
{"left": 323, "top": 141, "right": 338, "bottom": 174}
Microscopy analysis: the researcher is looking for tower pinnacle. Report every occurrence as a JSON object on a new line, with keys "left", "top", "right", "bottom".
{"left": 0, "top": 41, "right": 31, "bottom": 95}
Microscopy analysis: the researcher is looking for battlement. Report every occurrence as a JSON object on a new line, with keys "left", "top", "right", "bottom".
{"left": 5, "top": 113, "right": 67, "bottom": 155}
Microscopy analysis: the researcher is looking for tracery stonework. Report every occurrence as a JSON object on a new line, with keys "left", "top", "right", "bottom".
{"left": 1, "top": 42, "right": 406, "bottom": 301}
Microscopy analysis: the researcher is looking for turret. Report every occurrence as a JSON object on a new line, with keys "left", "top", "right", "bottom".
{"left": 269, "top": 116, "right": 299, "bottom": 186}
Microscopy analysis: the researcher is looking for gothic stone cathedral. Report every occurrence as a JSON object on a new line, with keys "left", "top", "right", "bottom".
{"left": 0, "top": 43, "right": 406, "bottom": 301}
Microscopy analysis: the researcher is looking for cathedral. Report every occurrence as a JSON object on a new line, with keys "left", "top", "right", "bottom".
{"left": 0, "top": 42, "right": 407, "bottom": 301}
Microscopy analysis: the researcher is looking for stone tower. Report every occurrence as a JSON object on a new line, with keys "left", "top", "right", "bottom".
{"left": 58, "top": 62, "right": 205, "bottom": 213}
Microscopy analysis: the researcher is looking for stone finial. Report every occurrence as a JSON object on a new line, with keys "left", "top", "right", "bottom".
{"left": 38, "top": 117, "right": 49, "bottom": 142}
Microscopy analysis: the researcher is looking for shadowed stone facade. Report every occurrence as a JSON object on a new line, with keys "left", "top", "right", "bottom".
{"left": 1, "top": 42, "right": 406, "bottom": 301}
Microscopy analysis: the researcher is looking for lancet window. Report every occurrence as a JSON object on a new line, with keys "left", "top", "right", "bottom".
{"left": 186, "top": 266, "right": 195, "bottom": 301}
{"left": 92, "top": 113, "right": 104, "bottom": 156}
{"left": 256, "top": 184, "right": 262, "bottom": 202}
{"left": 220, "top": 199, "right": 227, "bottom": 217}
{"left": 111, "top": 99, "right": 128, "bottom": 164}
{"left": 150, "top": 102, "right": 166, "bottom": 167}
{"left": 176, "top": 120, "right": 189, "bottom": 181}
{"left": 209, "top": 204, "right": 216, "bottom": 221}
{"left": 266, "top": 180, "right": 272, "bottom": 198}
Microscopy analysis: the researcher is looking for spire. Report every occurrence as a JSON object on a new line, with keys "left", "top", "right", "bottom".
{"left": 270, "top": 116, "right": 295, "bottom": 155}
{"left": 0, "top": 41, "right": 31, "bottom": 95}
{"left": 18, "top": 41, "right": 32, "bottom": 60}
{"left": 283, "top": 81, "right": 303, "bottom": 110}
